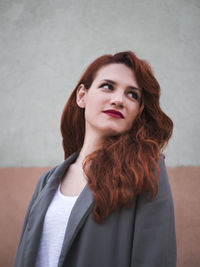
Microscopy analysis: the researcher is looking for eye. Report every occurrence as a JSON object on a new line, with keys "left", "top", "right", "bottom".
{"left": 127, "top": 91, "right": 139, "bottom": 100}
{"left": 100, "top": 83, "right": 113, "bottom": 90}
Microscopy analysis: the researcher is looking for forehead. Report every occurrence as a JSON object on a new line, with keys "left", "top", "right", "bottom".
{"left": 93, "top": 63, "right": 138, "bottom": 86}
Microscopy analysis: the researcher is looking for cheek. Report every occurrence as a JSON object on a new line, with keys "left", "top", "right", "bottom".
{"left": 84, "top": 99, "right": 102, "bottom": 122}
{"left": 85, "top": 93, "right": 107, "bottom": 112}
{"left": 128, "top": 104, "right": 140, "bottom": 123}
{"left": 86, "top": 102, "right": 102, "bottom": 116}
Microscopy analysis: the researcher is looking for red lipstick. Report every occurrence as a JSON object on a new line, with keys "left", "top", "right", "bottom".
{"left": 103, "top": 109, "right": 124, "bottom": 119}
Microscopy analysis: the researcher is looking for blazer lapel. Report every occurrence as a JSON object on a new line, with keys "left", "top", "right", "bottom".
{"left": 24, "top": 150, "right": 94, "bottom": 267}
{"left": 58, "top": 183, "right": 94, "bottom": 267}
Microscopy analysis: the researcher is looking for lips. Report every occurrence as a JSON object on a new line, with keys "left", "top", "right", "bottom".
{"left": 103, "top": 109, "right": 124, "bottom": 119}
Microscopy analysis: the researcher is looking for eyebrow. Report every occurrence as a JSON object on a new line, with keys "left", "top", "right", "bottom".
{"left": 99, "top": 79, "right": 142, "bottom": 93}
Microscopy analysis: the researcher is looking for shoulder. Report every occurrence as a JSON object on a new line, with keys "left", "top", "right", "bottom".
{"left": 33, "top": 165, "right": 58, "bottom": 197}
{"left": 154, "top": 153, "right": 173, "bottom": 202}
{"left": 138, "top": 153, "right": 172, "bottom": 205}
{"left": 158, "top": 153, "right": 168, "bottom": 182}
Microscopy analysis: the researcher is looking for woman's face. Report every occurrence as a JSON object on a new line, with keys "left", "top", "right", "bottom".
{"left": 77, "top": 63, "right": 142, "bottom": 138}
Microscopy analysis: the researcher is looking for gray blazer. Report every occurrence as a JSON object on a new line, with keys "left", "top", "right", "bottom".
{"left": 14, "top": 151, "right": 177, "bottom": 267}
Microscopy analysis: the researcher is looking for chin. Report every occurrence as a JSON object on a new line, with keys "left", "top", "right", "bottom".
{"left": 102, "top": 127, "right": 127, "bottom": 137}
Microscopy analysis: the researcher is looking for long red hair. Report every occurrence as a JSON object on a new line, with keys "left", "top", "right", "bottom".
{"left": 60, "top": 51, "right": 173, "bottom": 223}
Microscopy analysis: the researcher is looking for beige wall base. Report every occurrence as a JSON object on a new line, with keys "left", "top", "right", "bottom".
{"left": 0, "top": 166, "right": 200, "bottom": 267}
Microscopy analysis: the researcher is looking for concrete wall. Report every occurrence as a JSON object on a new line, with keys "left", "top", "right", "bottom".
{"left": 0, "top": 0, "right": 200, "bottom": 167}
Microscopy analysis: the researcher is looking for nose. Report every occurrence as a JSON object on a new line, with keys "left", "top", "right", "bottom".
{"left": 110, "top": 91, "right": 124, "bottom": 108}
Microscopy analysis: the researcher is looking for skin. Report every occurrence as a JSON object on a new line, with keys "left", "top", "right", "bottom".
{"left": 61, "top": 63, "right": 141, "bottom": 196}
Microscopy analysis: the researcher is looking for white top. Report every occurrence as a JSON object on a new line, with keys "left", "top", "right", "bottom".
{"left": 35, "top": 182, "right": 79, "bottom": 267}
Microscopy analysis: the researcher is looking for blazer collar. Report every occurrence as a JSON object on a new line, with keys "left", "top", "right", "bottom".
{"left": 25, "top": 150, "right": 94, "bottom": 267}
{"left": 58, "top": 151, "right": 94, "bottom": 266}
{"left": 58, "top": 179, "right": 94, "bottom": 267}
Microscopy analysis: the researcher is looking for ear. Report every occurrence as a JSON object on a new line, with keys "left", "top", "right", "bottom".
{"left": 76, "top": 84, "right": 87, "bottom": 108}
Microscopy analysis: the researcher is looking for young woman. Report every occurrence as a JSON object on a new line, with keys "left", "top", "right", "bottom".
{"left": 14, "top": 51, "right": 177, "bottom": 267}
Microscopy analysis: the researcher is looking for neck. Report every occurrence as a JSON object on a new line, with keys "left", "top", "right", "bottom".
{"left": 75, "top": 131, "right": 102, "bottom": 167}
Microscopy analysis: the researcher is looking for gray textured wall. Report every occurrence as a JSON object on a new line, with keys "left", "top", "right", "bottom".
{"left": 0, "top": 0, "right": 200, "bottom": 167}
